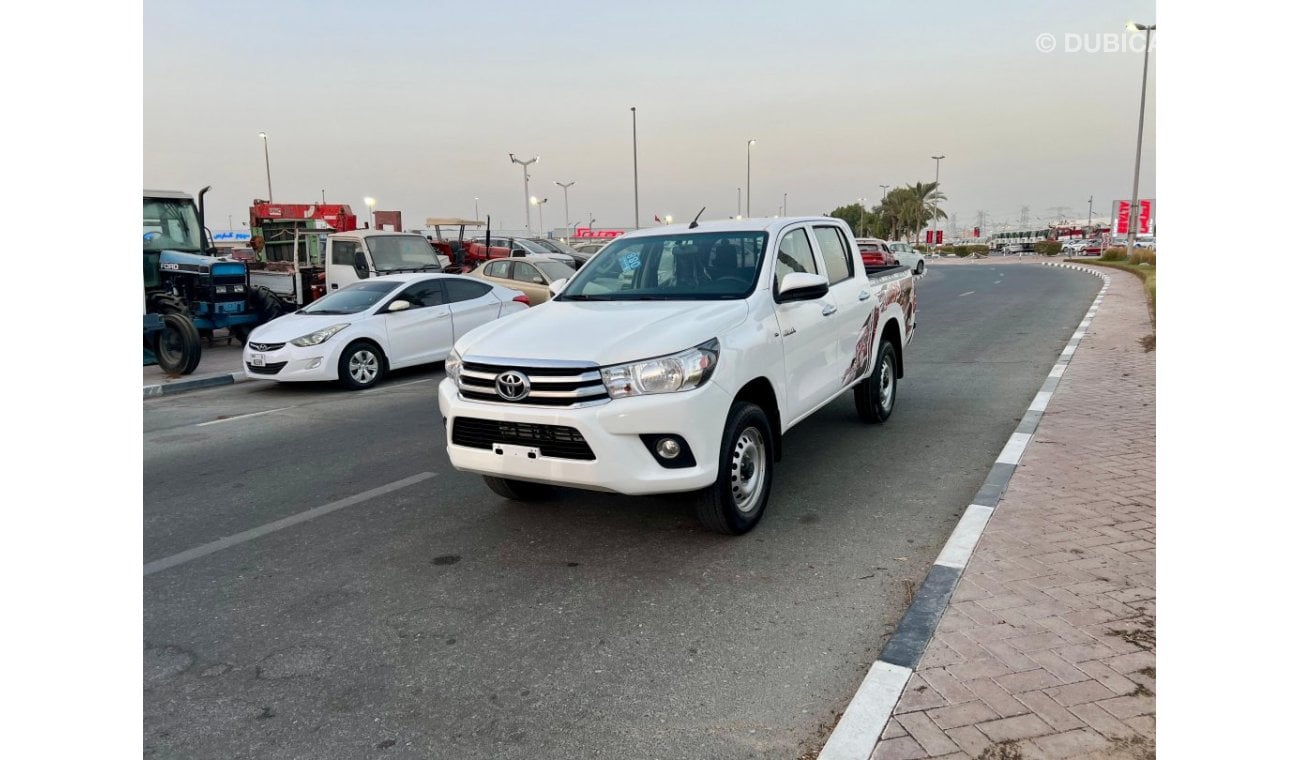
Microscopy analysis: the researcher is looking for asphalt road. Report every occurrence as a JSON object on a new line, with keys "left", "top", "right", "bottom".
{"left": 143, "top": 262, "right": 1100, "bottom": 760}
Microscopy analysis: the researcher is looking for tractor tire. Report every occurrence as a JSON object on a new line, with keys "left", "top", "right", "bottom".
{"left": 153, "top": 313, "right": 203, "bottom": 375}
{"left": 249, "top": 285, "right": 286, "bottom": 323}
{"left": 148, "top": 292, "right": 191, "bottom": 319}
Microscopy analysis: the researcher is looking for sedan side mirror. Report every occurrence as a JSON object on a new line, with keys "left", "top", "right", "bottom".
{"left": 387, "top": 299, "right": 412, "bottom": 312}
{"left": 775, "top": 272, "right": 830, "bottom": 303}
{"left": 548, "top": 278, "right": 568, "bottom": 297}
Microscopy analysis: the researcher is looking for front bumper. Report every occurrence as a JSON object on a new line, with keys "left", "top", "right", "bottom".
{"left": 241, "top": 343, "right": 340, "bottom": 382}
{"left": 438, "top": 377, "right": 732, "bottom": 495}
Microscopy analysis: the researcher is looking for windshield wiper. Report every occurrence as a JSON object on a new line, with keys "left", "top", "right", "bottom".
{"left": 560, "top": 294, "right": 616, "bottom": 301}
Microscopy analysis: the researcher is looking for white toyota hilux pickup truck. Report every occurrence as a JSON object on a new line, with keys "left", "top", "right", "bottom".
{"left": 438, "top": 216, "right": 916, "bottom": 534}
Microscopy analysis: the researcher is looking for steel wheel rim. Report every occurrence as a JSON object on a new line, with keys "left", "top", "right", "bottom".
{"left": 349, "top": 350, "right": 378, "bottom": 384}
{"left": 730, "top": 426, "right": 767, "bottom": 514}
{"left": 879, "top": 357, "right": 894, "bottom": 411}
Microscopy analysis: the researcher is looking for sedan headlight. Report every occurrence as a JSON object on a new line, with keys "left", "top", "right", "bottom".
{"left": 446, "top": 348, "right": 463, "bottom": 386}
{"left": 290, "top": 323, "right": 350, "bottom": 347}
{"left": 601, "top": 339, "right": 719, "bottom": 399}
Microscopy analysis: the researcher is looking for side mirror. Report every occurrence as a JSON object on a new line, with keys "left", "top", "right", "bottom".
{"left": 775, "top": 272, "right": 830, "bottom": 303}
{"left": 387, "top": 299, "right": 412, "bottom": 312}
{"left": 353, "top": 251, "right": 369, "bottom": 279}
{"left": 548, "top": 278, "right": 568, "bottom": 297}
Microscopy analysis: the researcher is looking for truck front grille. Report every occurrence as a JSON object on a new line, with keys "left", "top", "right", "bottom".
{"left": 451, "top": 418, "right": 596, "bottom": 460}
{"left": 459, "top": 359, "right": 608, "bottom": 407}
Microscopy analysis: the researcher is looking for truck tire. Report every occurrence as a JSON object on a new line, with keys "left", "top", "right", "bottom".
{"left": 855, "top": 341, "right": 897, "bottom": 424}
{"left": 337, "top": 340, "right": 386, "bottom": 390}
{"left": 483, "top": 476, "right": 556, "bottom": 501}
{"left": 153, "top": 312, "right": 203, "bottom": 375}
{"left": 694, "top": 401, "right": 774, "bottom": 535}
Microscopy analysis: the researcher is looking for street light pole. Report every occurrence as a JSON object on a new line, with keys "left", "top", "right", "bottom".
{"left": 1088, "top": 195, "right": 1094, "bottom": 229}
{"left": 782, "top": 192, "right": 788, "bottom": 216}
{"left": 257, "top": 132, "right": 273, "bottom": 202}
{"left": 474, "top": 197, "right": 479, "bottom": 220}
{"left": 1125, "top": 22, "right": 1155, "bottom": 258}
{"left": 631, "top": 107, "right": 640, "bottom": 229}
{"left": 736, "top": 187, "right": 742, "bottom": 218}
{"left": 509, "top": 153, "right": 539, "bottom": 232}
{"left": 879, "top": 184, "right": 889, "bottom": 202}
{"left": 930, "top": 155, "right": 945, "bottom": 245}
{"left": 531, "top": 197, "right": 548, "bottom": 235}
{"left": 746, "top": 139, "right": 757, "bottom": 218}
{"left": 555, "top": 181, "right": 575, "bottom": 238}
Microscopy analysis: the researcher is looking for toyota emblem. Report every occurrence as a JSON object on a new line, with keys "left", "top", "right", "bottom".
{"left": 494, "top": 370, "right": 531, "bottom": 401}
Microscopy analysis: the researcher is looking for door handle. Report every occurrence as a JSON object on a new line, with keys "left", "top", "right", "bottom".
{"left": 822, "top": 304, "right": 838, "bottom": 317}
{"left": 434, "top": 310, "right": 451, "bottom": 320}
{"left": 857, "top": 290, "right": 870, "bottom": 301}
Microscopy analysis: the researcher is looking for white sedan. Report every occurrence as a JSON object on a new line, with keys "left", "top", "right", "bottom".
{"left": 243, "top": 273, "right": 529, "bottom": 390}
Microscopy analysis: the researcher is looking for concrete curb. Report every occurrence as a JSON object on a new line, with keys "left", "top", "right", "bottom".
{"left": 143, "top": 372, "right": 248, "bottom": 398}
{"left": 817, "top": 262, "right": 1110, "bottom": 760}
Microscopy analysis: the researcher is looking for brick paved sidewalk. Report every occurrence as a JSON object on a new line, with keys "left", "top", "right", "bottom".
{"left": 872, "top": 265, "right": 1155, "bottom": 760}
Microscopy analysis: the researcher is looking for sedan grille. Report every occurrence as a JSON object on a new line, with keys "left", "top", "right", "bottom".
{"left": 248, "top": 342, "right": 285, "bottom": 352}
{"left": 451, "top": 417, "right": 595, "bottom": 460}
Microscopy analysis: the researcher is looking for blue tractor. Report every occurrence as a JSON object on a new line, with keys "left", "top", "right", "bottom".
{"left": 143, "top": 188, "right": 285, "bottom": 374}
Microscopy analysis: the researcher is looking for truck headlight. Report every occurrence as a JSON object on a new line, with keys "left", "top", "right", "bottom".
{"left": 290, "top": 323, "right": 349, "bottom": 347}
{"left": 446, "top": 348, "right": 463, "bottom": 386}
{"left": 601, "top": 339, "right": 719, "bottom": 399}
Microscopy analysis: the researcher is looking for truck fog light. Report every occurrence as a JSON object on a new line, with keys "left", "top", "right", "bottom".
{"left": 656, "top": 438, "right": 681, "bottom": 459}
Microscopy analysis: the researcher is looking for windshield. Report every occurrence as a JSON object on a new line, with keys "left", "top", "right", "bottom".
{"left": 512, "top": 238, "right": 551, "bottom": 254}
{"left": 300, "top": 280, "right": 401, "bottom": 315}
{"left": 560, "top": 231, "right": 768, "bottom": 301}
{"left": 143, "top": 198, "right": 203, "bottom": 252}
{"left": 367, "top": 235, "right": 442, "bottom": 272}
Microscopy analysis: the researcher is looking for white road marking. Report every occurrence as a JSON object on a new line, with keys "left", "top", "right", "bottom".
{"left": 1028, "top": 391, "right": 1053, "bottom": 412}
{"left": 996, "top": 432, "right": 1033, "bottom": 465}
{"left": 818, "top": 661, "right": 913, "bottom": 760}
{"left": 143, "top": 472, "right": 436, "bottom": 576}
{"left": 196, "top": 407, "right": 290, "bottom": 427}
{"left": 935, "top": 505, "right": 996, "bottom": 569}
{"left": 959, "top": 291, "right": 975, "bottom": 297}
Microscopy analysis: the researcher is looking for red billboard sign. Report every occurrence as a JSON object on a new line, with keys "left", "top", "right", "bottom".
{"left": 1111, "top": 199, "right": 1155, "bottom": 236}
{"left": 573, "top": 228, "right": 624, "bottom": 239}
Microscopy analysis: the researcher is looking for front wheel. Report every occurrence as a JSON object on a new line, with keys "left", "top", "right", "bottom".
{"left": 337, "top": 341, "right": 385, "bottom": 390}
{"left": 694, "top": 402, "right": 775, "bottom": 535}
{"left": 153, "top": 313, "right": 203, "bottom": 375}
{"left": 855, "top": 341, "right": 897, "bottom": 424}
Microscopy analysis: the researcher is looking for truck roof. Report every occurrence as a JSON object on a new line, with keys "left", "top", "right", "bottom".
{"left": 143, "top": 189, "right": 193, "bottom": 200}
{"left": 328, "top": 229, "right": 425, "bottom": 239}
{"left": 618, "top": 216, "right": 842, "bottom": 239}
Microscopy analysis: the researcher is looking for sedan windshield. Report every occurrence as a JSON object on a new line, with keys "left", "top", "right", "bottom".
{"left": 368, "top": 236, "right": 442, "bottom": 272}
{"left": 560, "top": 231, "right": 768, "bottom": 301}
{"left": 300, "top": 281, "right": 401, "bottom": 315}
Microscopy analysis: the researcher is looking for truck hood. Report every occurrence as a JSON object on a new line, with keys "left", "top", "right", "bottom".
{"left": 457, "top": 300, "right": 750, "bottom": 366}
{"left": 249, "top": 312, "right": 363, "bottom": 343}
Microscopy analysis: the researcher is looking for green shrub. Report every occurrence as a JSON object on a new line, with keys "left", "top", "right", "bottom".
{"left": 970, "top": 244, "right": 990, "bottom": 255}
{"left": 1100, "top": 247, "right": 1128, "bottom": 261}
{"left": 1130, "top": 248, "right": 1156, "bottom": 266}
{"left": 1035, "top": 240, "right": 1063, "bottom": 256}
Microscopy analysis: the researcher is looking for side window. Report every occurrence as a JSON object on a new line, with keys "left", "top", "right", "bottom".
{"left": 331, "top": 240, "right": 358, "bottom": 266}
{"left": 774, "top": 228, "right": 817, "bottom": 284}
{"left": 484, "top": 261, "right": 507, "bottom": 278}
{"left": 444, "top": 279, "right": 492, "bottom": 304}
{"left": 395, "top": 281, "right": 445, "bottom": 308}
{"left": 812, "top": 226, "right": 852, "bottom": 283}
{"left": 512, "top": 263, "right": 542, "bottom": 283}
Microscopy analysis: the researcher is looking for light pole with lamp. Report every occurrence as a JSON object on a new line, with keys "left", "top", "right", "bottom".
{"left": 474, "top": 197, "right": 479, "bottom": 220}
{"left": 257, "top": 132, "right": 273, "bottom": 202}
{"left": 929, "top": 155, "right": 945, "bottom": 246}
{"left": 746, "top": 139, "right": 757, "bottom": 218}
{"left": 631, "top": 107, "right": 640, "bottom": 229}
{"left": 554, "top": 181, "right": 575, "bottom": 238}
{"left": 736, "top": 188, "right": 742, "bottom": 219}
{"left": 1125, "top": 21, "right": 1155, "bottom": 258}
{"left": 509, "top": 153, "right": 539, "bottom": 232}
{"left": 364, "top": 197, "right": 376, "bottom": 228}
{"left": 782, "top": 192, "right": 787, "bottom": 216}
{"left": 531, "top": 196, "right": 548, "bottom": 235}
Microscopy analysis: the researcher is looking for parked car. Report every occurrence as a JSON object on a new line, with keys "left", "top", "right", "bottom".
{"left": 528, "top": 237, "right": 593, "bottom": 267}
{"left": 887, "top": 241, "right": 925, "bottom": 274}
{"left": 466, "top": 255, "right": 576, "bottom": 306}
{"left": 466, "top": 236, "right": 576, "bottom": 268}
{"left": 571, "top": 241, "right": 611, "bottom": 256}
{"left": 855, "top": 237, "right": 898, "bottom": 266}
{"left": 1078, "top": 239, "right": 1104, "bottom": 256}
{"left": 242, "top": 273, "right": 528, "bottom": 390}
{"left": 439, "top": 217, "right": 917, "bottom": 535}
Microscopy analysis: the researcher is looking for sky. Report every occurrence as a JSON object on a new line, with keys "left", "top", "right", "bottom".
{"left": 144, "top": 0, "right": 1157, "bottom": 235}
